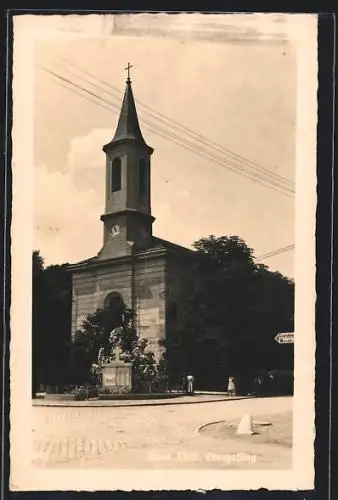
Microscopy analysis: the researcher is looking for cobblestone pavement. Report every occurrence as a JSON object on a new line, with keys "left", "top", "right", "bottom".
{"left": 32, "top": 396, "right": 292, "bottom": 469}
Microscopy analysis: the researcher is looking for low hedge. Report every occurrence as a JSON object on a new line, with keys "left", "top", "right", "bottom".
{"left": 99, "top": 393, "right": 183, "bottom": 401}
{"left": 73, "top": 385, "right": 100, "bottom": 401}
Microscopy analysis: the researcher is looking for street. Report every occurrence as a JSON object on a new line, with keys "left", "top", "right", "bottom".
{"left": 32, "top": 396, "right": 293, "bottom": 469}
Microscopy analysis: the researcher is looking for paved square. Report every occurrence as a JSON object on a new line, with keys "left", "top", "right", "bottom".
{"left": 32, "top": 396, "right": 292, "bottom": 469}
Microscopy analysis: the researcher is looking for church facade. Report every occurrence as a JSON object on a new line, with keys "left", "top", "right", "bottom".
{"left": 67, "top": 72, "right": 193, "bottom": 360}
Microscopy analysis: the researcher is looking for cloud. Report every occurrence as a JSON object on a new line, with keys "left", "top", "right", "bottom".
{"left": 33, "top": 126, "right": 201, "bottom": 264}
{"left": 67, "top": 128, "right": 110, "bottom": 174}
{"left": 33, "top": 164, "right": 102, "bottom": 265}
{"left": 33, "top": 128, "right": 112, "bottom": 265}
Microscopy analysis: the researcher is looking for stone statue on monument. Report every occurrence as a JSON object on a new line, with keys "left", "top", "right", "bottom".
{"left": 100, "top": 322, "right": 133, "bottom": 393}
{"left": 97, "top": 346, "right": 105, "bottom": 365}
{"left": 109, "top": 326, "right": 124, "bottom": 362}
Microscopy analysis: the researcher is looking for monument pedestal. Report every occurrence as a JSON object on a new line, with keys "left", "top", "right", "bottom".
{"left": 101, "top": 362, "right": 133, "bottom": 393}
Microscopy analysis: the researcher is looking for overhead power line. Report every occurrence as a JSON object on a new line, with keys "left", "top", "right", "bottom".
{"left": 53, "top": 53, "right": 295, "bottom": 190}
{"left": 256, "top": 244, "right": 295, "bottom": 260}
{"left": 36, "top": 61, "right": 295, "bottom": 270}
{"left": 37, "top": 66, "right": 295, "bottom": 267}
{"left": 38, "top": 65, "right": 295, "bottom": 198}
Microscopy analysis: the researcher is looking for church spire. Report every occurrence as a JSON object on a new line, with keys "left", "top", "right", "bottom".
{"left": 103, "top": 64, "right": 153, "bottom": 154}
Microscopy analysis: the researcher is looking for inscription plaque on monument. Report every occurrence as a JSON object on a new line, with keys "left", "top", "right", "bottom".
{"left": 101, "top": 362, "right": 133, "bottom": 391}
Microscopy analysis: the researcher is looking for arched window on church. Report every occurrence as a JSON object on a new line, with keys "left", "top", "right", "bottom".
{"left": 111, "top": 157, "right": 121, "bottom": 192}
{"left": 104, "top": 291, "right": 123, "bottom": 310}
{"left": 139, "top": 158, "right": 147, "bottom": 198}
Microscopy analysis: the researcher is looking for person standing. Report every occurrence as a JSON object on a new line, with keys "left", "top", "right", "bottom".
{"left": 186, "top": 373, "right": 195, "bottom": 395}
{"left": 227, "top": 375, "right": 236, "bottom": 396}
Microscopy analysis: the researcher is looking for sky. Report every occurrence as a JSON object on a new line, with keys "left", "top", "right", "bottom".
{"left": 32, "top": 14, "right": 297, "bottom": 278}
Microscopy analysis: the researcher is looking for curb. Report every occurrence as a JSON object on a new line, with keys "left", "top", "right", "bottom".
{"left": 32, "top": 395, "right": 254, "bottom": 409}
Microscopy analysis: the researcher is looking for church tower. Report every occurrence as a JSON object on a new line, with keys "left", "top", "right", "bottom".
{"left": 68, "top": 65, "right": 194, "bottom": 362}
{"left": 99, "top": 66, "right": 155, "bottom": 259}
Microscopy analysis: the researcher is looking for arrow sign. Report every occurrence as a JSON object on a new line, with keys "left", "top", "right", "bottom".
{"left": 275, "top": 332, "right": 294, "bottom": 344}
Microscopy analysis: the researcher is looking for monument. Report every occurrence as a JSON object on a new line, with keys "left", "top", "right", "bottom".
{"left": 99, "top": 327, "right": 133, "bottom": 393}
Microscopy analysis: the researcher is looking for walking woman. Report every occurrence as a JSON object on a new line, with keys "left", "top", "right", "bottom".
{"left": 227, "top": 375, "right": 236, "bottom": 396}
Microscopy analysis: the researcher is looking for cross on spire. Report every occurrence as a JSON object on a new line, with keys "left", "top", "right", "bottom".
{"left": 125, "top": 62, "right": 133, "bottom": 82}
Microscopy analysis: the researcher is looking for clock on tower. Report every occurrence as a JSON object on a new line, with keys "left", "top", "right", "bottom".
{"left": 111, "top": 224, "right": 121, "bottom": 237}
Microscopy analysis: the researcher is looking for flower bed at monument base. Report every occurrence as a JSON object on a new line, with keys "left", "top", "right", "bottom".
{"left": 98, "top": 393, "right": 183, "bottom": 401}
{"left": 40, "top": 388, "right": 184, "bottom": 402}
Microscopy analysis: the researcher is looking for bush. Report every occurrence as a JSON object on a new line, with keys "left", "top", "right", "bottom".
{"left": 74, "top": 386, "right": 89, "bottom": 401}
{"left": 252, "top": 370, "right": 294, "bottom": 396}
{"left": 87, "top": 386, "right": 100, "bottom": 398}
{"left": 271, "top": 370, "right": 294, "bottom": 395}
{"left": 100, "top": 385, "right": 130, "bottom": 395}
{"left": 100, "top": 386, "right": 111, "bottom": 395}
{"left": 64, "top": 385, "right": 76, "bottom": 394}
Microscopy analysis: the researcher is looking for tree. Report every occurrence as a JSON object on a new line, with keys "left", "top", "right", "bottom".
{"left": 31, "top": 251, "right": 72, "bottom": 395}
{"left": 32, "top": 251, "right": 45, "bottom": 396}
{"left": 193, "top": 235, "right": 255, "bottom": 268}
{"left": 70, "top": 301, "right": 162, "bottom": 392}
{"left": 248, "top": 264, "right": 294, "bottom": 373}
{"left": 164, "top": 235, "right": 294, "bottom": 393}
{"left": 42, "top": 263, "right": 72, "bottom": 389}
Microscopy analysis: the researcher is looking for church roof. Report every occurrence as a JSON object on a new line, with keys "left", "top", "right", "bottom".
{"left": 67, "top": 236, "right": 195, "bottom": 272}
{"left": 103, "top": 76, "right": 153, "bottom": 154}
{"left": 148, "top": 237, "right": 195, "bottom": 256}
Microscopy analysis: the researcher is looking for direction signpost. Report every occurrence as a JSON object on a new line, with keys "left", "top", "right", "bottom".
{"left": 274, "top": 332, "right": 294, "bottom": 344}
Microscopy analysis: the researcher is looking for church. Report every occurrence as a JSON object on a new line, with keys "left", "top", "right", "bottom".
{"left": 67, "top": 68, "right": 194, "bottom": 360}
